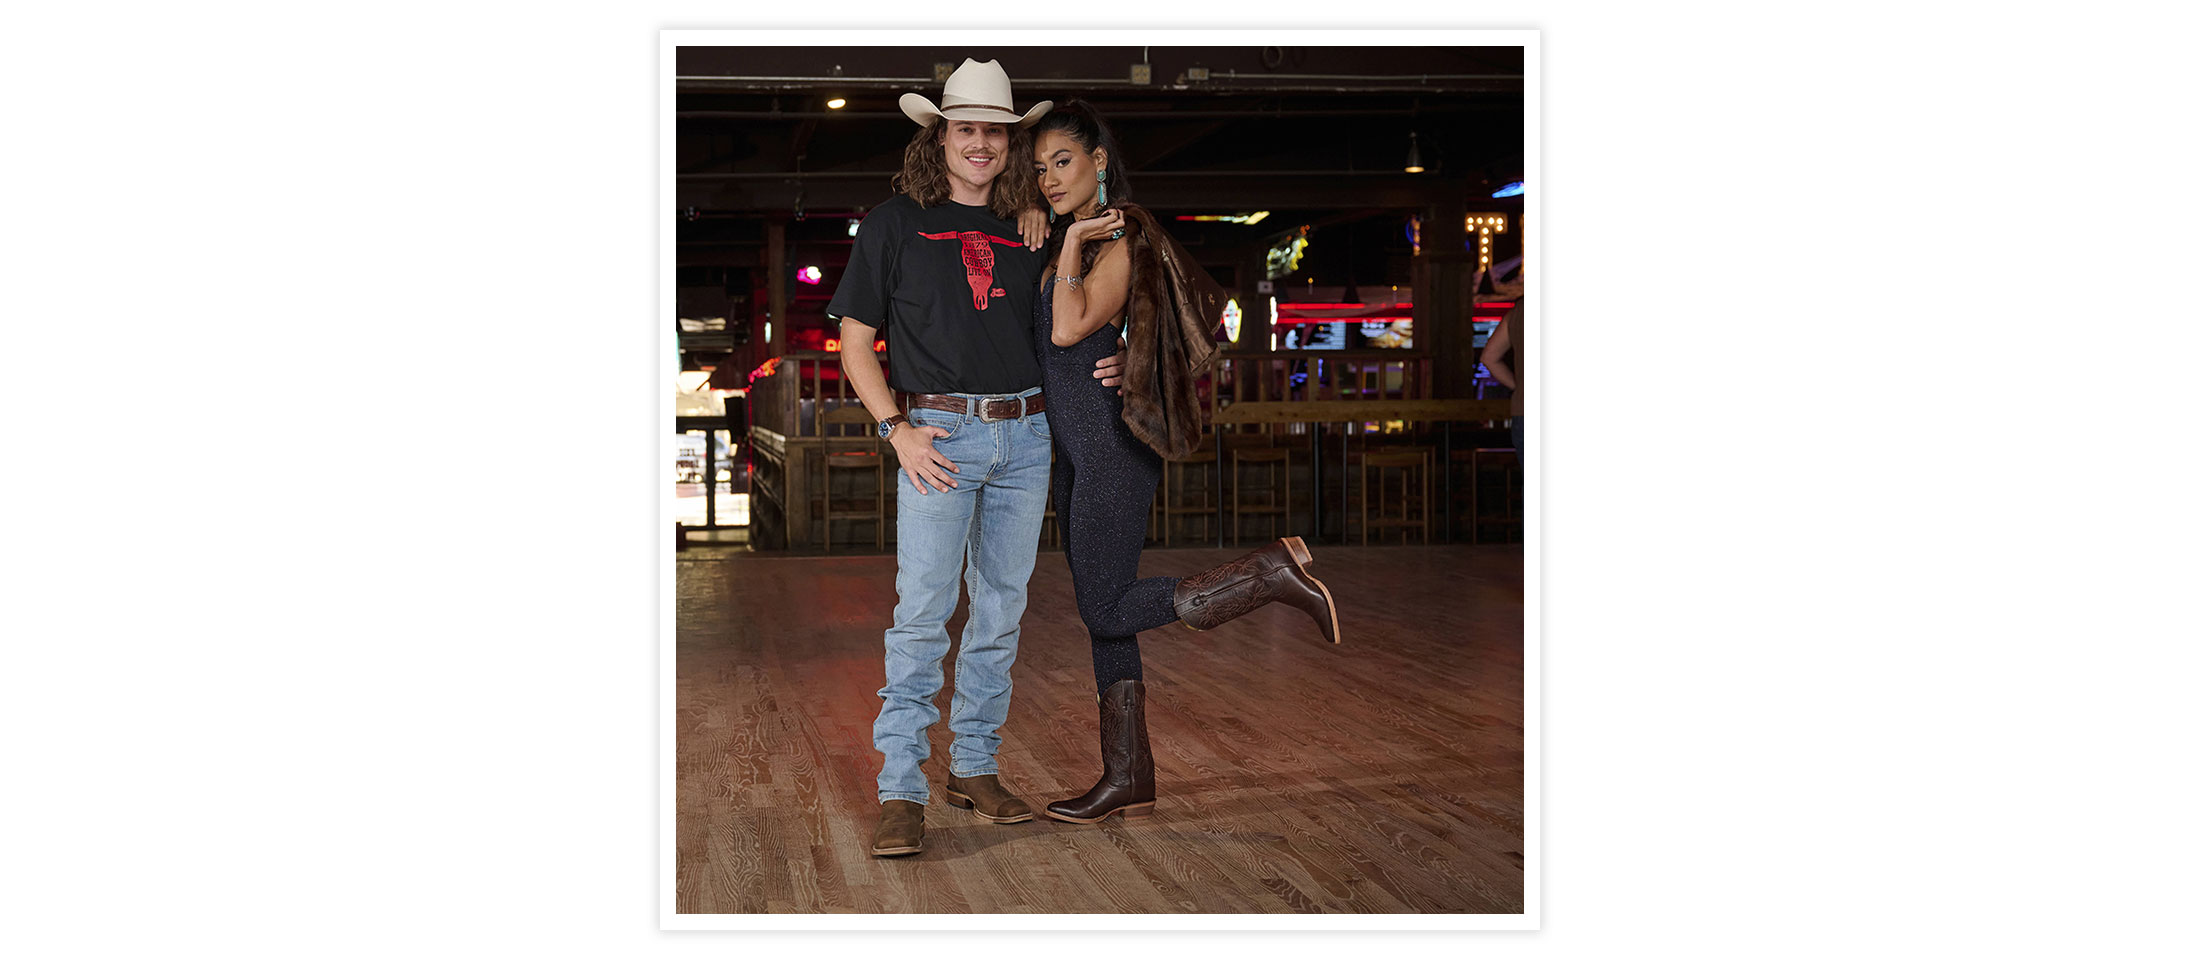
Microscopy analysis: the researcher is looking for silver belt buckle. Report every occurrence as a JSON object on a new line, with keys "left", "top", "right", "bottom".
{"left": 978, "top": 395, "right": 1028, "bottom": 422}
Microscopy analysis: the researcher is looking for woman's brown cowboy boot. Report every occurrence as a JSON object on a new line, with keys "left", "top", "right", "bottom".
{"left": 1044, "top": 679, "right": 1156, "bottom": 824}
{"left": 1173, "top": 536, "right": 1340, "bottom": 643}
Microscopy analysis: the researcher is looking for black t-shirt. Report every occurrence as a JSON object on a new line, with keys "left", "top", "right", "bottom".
{"left": 826, "top": 194, "right": 1043, "bottom": 395}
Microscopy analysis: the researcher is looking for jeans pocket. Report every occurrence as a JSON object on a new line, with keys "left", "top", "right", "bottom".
{"left": 909, "top": 411, "right": 962, "bottom": 440}
{"left": 1025, "top": 410, "right": 1051, "bottom": 441}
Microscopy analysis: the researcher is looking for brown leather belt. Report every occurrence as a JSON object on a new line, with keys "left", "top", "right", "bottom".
{"left": 907, "top": 392, "right": 1046, "bottom": 421}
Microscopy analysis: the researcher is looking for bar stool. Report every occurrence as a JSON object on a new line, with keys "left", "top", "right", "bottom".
{"left": 817, "top": 405, "right": 886, "bottom": 552}
{"left": 1359, "top": 449, "right": 1432, "bottom": 545}
{"left": 1231, "top": 447, "right": 1291, "bottom": 545}
{"left": 1161, "top": 447, "right": 1222, "bottom": 546}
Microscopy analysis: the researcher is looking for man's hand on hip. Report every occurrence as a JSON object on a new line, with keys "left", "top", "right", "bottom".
{"left": 1094, "top": 348, "right": 1127, "bottom": 395}
{"left": 891, "top": 424, "right": 960, "bottom": 494}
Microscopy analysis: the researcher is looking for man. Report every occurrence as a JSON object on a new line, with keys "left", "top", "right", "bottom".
{"left": 828, "top": 59, "right": 1124, "bottom": 857}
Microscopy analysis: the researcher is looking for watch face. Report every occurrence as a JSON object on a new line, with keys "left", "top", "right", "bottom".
{"left": 878, "top": 421, "right": 894, "bottom": 439}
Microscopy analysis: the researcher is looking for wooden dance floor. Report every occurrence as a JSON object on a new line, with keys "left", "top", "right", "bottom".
{"left": 675, "top": 543, "right": 1525, "bottom": 914}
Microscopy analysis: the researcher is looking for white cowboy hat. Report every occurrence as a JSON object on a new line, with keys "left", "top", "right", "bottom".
{"left": 898, "top": 58, "right": 1053, "bottom": 128}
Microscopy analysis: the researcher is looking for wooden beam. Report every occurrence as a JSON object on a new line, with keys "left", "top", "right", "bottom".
{"left": 682, "top": 173, "right": 1484, "bottom": 212}
{"left": 1134, "top": 118, "right": 1232, "bottom": 169}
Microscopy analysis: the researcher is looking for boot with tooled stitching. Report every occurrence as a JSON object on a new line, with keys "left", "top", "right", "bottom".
{"left": 1172, "top": 536, "right": 1340, "bottom": 643}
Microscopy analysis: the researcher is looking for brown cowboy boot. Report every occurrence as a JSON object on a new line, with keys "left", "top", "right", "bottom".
{"left": 941, "top": 773, "right": 1034, "bottom": 824}
{"left": 1174, "top": 536, "right": 1340, "bottom": 643}
{"left": 1044, "top": 679, "right": 1156, "bottom": 824}
{"left": 869, "top": 799, "right": 925, "bottom": 857}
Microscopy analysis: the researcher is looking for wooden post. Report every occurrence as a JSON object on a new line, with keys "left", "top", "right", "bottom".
{"left": 1244, "top": 250, "right": 1272, "bottom": 352}
{"left": 765, "top": 219, "right": 807, "bottom": 547}
{"left": 1418, "top": 197, "right": 1473, "bottom": 398}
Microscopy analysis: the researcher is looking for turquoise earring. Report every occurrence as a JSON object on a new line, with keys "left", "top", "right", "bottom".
{"left": 1098, "top": 169, "right": 1121, "bottom": 238}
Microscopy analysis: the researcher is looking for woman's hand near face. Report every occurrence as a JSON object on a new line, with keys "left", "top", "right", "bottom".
{"left": 1063, "top": 208, "right": 1123, "bottom": 247}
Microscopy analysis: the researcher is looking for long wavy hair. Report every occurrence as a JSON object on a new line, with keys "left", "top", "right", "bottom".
{"left": 1033, "top": 100, "right": 1133, "bottom": 277}
{"left": 891, "top": 117, "right": 1037, "bottom": 221}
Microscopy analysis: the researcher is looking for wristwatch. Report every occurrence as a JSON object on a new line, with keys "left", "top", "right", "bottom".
{"left": 877, "top": 414, "right": 909, "bottom": 439}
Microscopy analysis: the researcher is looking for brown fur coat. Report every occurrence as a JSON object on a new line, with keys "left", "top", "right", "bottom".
{"left": 1115, "top": 203, "right": 1224, "bottom": 460}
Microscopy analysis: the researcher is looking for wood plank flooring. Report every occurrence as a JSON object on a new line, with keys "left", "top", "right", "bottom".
{"left": 675, "top": 543, "right": 1524, "bottom": 914}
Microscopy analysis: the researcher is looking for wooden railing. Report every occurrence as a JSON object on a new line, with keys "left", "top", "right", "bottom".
{"left": 1196, "top": 398, "right": 1516, "bottom": 548}
{"left": 739, "top": 343, "right": 1524, "bottom": 549}
{"left": 1210, "top": 350, "right": 1436, "bottom": 408}
{"left": 750, "top": 348, "right": 1439, "bottom": 440}
{"left": 1212, "top": 398, "right": 1510, "bottom": 426}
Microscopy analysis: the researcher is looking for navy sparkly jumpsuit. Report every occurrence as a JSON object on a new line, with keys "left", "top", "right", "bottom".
{"left": 1037, "top": 278, "right": 1182, "bottom": 690}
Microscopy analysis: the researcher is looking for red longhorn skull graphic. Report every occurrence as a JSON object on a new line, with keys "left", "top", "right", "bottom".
{"left": 918, "top": 230, "right": 1022, "bottom": 310}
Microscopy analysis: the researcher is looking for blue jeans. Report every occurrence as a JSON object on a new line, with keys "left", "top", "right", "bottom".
{"left": 874, "top": 388, "right": 1052, "bottom": 804}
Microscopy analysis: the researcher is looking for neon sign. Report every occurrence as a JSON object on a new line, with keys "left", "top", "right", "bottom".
{"left": 1263, "top": 227, "right": 1310, "bottom": 280}
{"left": 1174, "top": 212, "right": 1271, "bottom": 225}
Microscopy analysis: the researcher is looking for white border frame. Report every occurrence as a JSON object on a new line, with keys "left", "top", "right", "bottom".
{"left": 660, "top": 28, "right": 1540, "bottom": 931}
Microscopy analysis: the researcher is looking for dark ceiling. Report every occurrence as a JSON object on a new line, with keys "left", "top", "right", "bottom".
{"left": 673, "top": 44, "right": 1524, "bottom": 359}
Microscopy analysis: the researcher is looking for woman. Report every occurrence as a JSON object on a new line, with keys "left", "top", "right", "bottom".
{"left": 1028, "top": 101, "right": 1341, "bottom": 825}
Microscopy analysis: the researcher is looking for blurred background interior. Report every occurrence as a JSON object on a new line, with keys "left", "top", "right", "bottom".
{"left": 673, "top": 46, "right": 1525, "bottom": 552}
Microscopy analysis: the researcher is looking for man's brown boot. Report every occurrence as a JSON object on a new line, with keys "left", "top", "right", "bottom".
{"left": 941, "top": 773, "right": 1034, "bottom": 824}
{"left": 869, "top": 799, "right": 925, "bottom": 857}
{"left": 1174, "top": 536, "right": 1340, "bottom": 643}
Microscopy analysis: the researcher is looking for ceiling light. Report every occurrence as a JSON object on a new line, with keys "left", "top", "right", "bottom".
{"left": 1404, "top": 132, "right": 1424, "bottom": 174}
{"left": 826, "top": 97, "right": 847, "bottom": 110}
